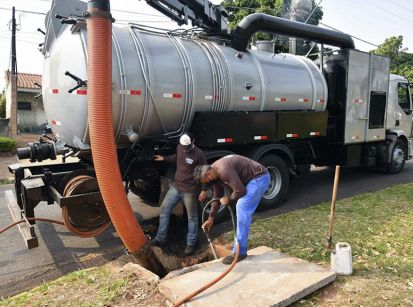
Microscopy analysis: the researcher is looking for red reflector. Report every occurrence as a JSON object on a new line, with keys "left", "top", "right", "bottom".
{"left": 76, "top": 89, "right": 87, "bottom": 95}
{"left": 52, "top": 89, "right": 58, "bottom": 94}
{"left": 225, "top": 138, "right": 233, "bottom": 143}
{"left": 173, "top": 93, "right": 182, "bottom": 98}
{"left": 130, "top": 90, "right": 141, "bottom": 95}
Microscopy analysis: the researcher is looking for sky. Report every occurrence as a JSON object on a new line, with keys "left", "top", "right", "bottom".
{"left": 0, "top": 0, "right": 412, "bottom": 90}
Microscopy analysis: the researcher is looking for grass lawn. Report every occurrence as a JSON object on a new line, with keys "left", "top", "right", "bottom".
{"left": 0, "top": 266, "right": 166, "bottom": 307}
{"left": 0, "top": 179, "right": 13, "bottom": 185}
{"left": 246, "top": 183, "right": 413, "bottom": 306}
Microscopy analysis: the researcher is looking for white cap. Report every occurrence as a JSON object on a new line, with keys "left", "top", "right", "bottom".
{"left": 179, "top": 134, "right": 192, "bottom": 146}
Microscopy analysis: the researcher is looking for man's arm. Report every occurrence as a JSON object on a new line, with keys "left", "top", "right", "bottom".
{"left": 209, "top": 183, "right": 225, "bottom": 218}
{"left": 221, "top": 168, "right": 246, "bottom": 200}
{"left": 163, "top": 153, "right": 177, "bottom": 163}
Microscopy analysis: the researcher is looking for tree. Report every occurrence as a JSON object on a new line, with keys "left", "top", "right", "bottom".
{"left": 373, "top": 36, "right": 413, "bottom": 81}
{"left": 0, "top": 95, "right": 6, "bottom": 118}
{"left": 221, "top": 0, "right": 323, "bottom": 54}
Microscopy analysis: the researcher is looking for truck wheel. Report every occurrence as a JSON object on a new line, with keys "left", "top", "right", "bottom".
{"left": 199, "top": 201, "right": 231, "bottom": 224}
{"left": 387, "top": 139, "right": 406, "bottom": 174}
{"left": 130, "top": 179, "right": 160, "bottom": 204}
{"left": 258, "top": 154, "right": 289, "bottom": 210}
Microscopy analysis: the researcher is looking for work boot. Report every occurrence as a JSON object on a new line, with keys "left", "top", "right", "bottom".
{"left": 150, "top": 238, "right": 166, "bottom": 247}
{"left": 222, "top": 254, "right": 247, "bottom": 265}
{"left": 184, "top": 245, "right": 196, "bottom": 256}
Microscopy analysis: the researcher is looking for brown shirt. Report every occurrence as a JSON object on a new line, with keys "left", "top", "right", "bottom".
{"left": 209, "top": 154, "right": 267, "bottom": 218}
{"left": 165, "top": 144, "right": 206, "bottom": 193}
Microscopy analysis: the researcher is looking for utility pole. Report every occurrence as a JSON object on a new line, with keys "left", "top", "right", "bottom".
{"left": 11, "top": 6, "right": 17, "bottom": 76}
{"left": 8, "top": 6, "right": 18, "bottom": 137}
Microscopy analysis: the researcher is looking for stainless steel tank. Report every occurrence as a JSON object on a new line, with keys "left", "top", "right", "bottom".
{"left": 42, "top": 24, "right": 328, "bottom": 148}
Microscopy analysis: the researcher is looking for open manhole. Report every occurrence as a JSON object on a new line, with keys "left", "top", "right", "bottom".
{"left": 132, "top": 218, "right": 232, "bottom": 278}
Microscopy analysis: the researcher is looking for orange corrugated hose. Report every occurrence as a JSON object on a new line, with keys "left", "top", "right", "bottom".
{"left": 87, "top": 4, "right": 147, "bottom": 253}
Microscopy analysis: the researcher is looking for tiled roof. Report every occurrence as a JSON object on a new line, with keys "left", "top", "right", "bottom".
{"left": 5, "top": 71, "right": 42, "bottom": 89}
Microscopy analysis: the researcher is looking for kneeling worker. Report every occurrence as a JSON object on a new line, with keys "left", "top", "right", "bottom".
{"left": 194, "top": 155, "right": 270, "bottom": 264}
{"left": 151, "top": 133, "right": 207, "bottom": 256}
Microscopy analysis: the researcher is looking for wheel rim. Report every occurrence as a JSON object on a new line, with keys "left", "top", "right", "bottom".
{"left": 393, "top": 146, "right": 405, "bottom": 168}
{"left": 263, "top": 166, "right": 282, "bottom": 200}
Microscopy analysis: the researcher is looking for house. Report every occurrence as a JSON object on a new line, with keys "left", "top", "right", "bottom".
{"left": 4, "top": 71, "right": 47, "bottom": 145}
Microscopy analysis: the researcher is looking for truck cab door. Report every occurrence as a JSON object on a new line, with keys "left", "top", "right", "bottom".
{"left": 396, "top": 82, "right": 413, "bottom": 137}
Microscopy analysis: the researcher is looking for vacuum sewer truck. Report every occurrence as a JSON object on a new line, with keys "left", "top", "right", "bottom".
{"left": 7, "top": 0, "right": 412, "bottom": 247}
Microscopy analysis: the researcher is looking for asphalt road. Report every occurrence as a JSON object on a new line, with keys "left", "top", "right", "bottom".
{"left": 1, "top": 161, "right": 413, "bottom": 298}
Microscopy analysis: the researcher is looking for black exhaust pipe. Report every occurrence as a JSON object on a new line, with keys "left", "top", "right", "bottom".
{"left": 231, "top": 13, "right": 355, "bottom": 52}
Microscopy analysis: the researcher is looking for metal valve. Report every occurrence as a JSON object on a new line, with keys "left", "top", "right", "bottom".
{"left": 65, "top": 71, "right": 87, "bottom": 93}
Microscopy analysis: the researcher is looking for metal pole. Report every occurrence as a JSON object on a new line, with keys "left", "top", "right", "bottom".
{"left": 326, "top": 165, "right": 340, "bottom": 249}
{"left": 11, "top": 6, "right": 17, "bottom": 76}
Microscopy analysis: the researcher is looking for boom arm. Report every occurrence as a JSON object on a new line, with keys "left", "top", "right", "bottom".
{"left": 145, "top": 0, "right": 228, "bottom": 34}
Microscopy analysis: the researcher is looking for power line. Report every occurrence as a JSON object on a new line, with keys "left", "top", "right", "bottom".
{"left": 319, "top": 22, "right": 378, "bottom": 47}
{"left": 381, "top": 0, "right": 413, "bottom": 16}
{"left": 0, "top": 3, "right": 170, "bottom": 19}
{"left": 111, "top": 8, "right": 164, "bottom": 18}
{"left": 0, "top": 35, "right": 39, "bottom": 45}
{"left": 116, "top": 19, "right": 176, "bottom": 24}
{"left": 0, "top": 6, "right": 46, "bottom": 15}
{"left": 362, "top": 0, "right": 413, "bottom": 27}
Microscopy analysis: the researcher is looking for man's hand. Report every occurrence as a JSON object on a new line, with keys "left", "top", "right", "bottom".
{"left": 153, "top": 155, "right": 164, "bottom": 161}
{"left": 220, "top": 196, "right": 230, "bottom": 206}
{"left": 202, "top": 217, "right": 214, "bottom": 232}
{"left": 198, "top": 190, "right": 207, "bottom": 202}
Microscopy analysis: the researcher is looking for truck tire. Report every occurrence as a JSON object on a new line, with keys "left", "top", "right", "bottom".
{"left": 130, "top": 179, "right": 160, "bottom": 204}
{"left": 387, "top": 139, "right": 406, "bottom": 174}
{"left": 258, "top": 154, "right": 289, "bottom": 210}
{"left": 199, "top": 201, "right": 231, "bottom": 224}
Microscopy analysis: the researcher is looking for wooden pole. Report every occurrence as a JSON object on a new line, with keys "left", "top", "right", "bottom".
{"left": 326, "top": 165, "right": 341, "bottom": 250}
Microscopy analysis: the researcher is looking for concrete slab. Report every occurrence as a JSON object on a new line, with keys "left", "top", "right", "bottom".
{"left": 159, "top": 246, "right": 336, "bottom": 307}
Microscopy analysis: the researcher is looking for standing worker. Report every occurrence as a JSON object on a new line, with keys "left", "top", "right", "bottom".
{"left": 194, "top": 155, "right": 270, "bottom": 264}
{"left": 151, "top": 133, "right": 207, "bottom": 256}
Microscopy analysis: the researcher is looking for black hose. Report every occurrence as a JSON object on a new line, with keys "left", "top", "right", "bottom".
{"left": 231, "top": 13, "right": 355, "bottom": 51}
{"left": 201, "top": 198, "right": 237, "bottom": 259}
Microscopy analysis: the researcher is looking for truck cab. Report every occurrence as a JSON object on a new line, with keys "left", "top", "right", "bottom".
{"left": 387, "top": 74, "right": 413, "bottom": 141}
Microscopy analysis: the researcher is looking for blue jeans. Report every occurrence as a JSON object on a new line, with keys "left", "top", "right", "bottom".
{"left": 233, "top": 173, "right": 271, "bottom": 255}
{"left": 155, "top": 186, "right": 198, "bottom": 246}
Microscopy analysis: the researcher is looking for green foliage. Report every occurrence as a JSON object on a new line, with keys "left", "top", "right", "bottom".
{"left": 0, "top": 95, "right": 6, "bottom": 118}
{"left": 373, "top": 36, "right": 413, "bottom": 81}
{"left": 221, "top": 0, "right": 323, "bottom": 54}
{"left": 0, "top": 137, "right": 16, "bottom": 152}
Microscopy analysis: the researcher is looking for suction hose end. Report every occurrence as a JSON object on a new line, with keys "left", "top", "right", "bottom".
{"left": 127, "top": 243, "right": 166, "bottom": 277}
